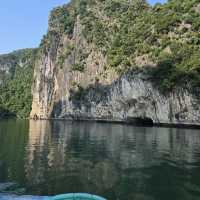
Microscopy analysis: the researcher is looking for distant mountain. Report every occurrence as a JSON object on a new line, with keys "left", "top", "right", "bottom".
{"left": 0, "top": 49, "right": 37, "bottom": 118}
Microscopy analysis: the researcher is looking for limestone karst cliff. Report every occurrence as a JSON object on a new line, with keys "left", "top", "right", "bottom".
{"left": 30, "top": 0, "right": 200, "bottom": 125}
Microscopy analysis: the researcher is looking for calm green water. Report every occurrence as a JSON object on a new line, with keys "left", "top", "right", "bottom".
{"left": 0, "top": 120, "right": 200, "bottom": 200}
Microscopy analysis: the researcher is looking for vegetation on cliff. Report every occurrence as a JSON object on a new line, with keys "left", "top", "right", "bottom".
{"left": 43, "top": 0, "right": 200, "bottom": 94}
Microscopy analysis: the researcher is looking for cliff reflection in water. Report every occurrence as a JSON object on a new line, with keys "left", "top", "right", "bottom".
{"left": 24, "top": 120, "right": 200, "bottom": 200}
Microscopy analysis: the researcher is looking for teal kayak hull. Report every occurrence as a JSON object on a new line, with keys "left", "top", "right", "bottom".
{"left": 0, "top": 193, "right": 106, "bottom": 200}
{"left": 52, "top": 193, "right": 106, "bottom": 200}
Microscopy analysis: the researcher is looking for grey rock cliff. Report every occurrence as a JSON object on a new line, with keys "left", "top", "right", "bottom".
{"left": 31, "top": 51, "right": 200, "bottom": 125}
{"left": 53, "top": 72, "right": 200, "bottom": 125}
{"left": 30, "top": 3, "right": 200, "bottom": 126}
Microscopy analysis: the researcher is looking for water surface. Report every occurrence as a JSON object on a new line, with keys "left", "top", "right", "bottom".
{"left": 0, "top": 119, "right": 200, "bottom": 200}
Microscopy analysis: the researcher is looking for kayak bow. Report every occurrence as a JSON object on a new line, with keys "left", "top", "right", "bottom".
{"left": 52, "top": 193, "right": 106, "bottom": 200}
{"left": 0, "top": 193, "right": 106, "bottom": 200}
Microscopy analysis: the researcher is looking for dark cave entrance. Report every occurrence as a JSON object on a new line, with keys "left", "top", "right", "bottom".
{"left": 127, "top": 117, "right": 154, "bottom": 126}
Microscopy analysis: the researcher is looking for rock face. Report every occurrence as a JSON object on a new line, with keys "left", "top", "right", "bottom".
{"left": 30, "top": 1, "right": 200, "bottom": 126}
{"left": 31, "top": 64, "right": 200, "bottom": 125}
{"left": 30, "top": 10, "right": 118, "bottom": 120}
{"left": 30, "top": 17, "right": 200, "bottom": 125}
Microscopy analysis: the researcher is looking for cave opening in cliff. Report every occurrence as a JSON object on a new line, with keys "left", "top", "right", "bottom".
{"left": 127, "top": 117, "right": 154, "bottom": 126}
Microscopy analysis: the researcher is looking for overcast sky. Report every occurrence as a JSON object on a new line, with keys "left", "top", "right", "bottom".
{"left": 0, "top": 0, "right": 166, "bottom": 54}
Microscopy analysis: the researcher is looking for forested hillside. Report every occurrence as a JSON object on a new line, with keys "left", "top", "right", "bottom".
{"left": 0, "top": 49, "right": 37, "bottom": 118}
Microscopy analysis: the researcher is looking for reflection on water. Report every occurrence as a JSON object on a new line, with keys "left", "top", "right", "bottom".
{"left": 1, "top": 120, "right": 200, "bottom": 200}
